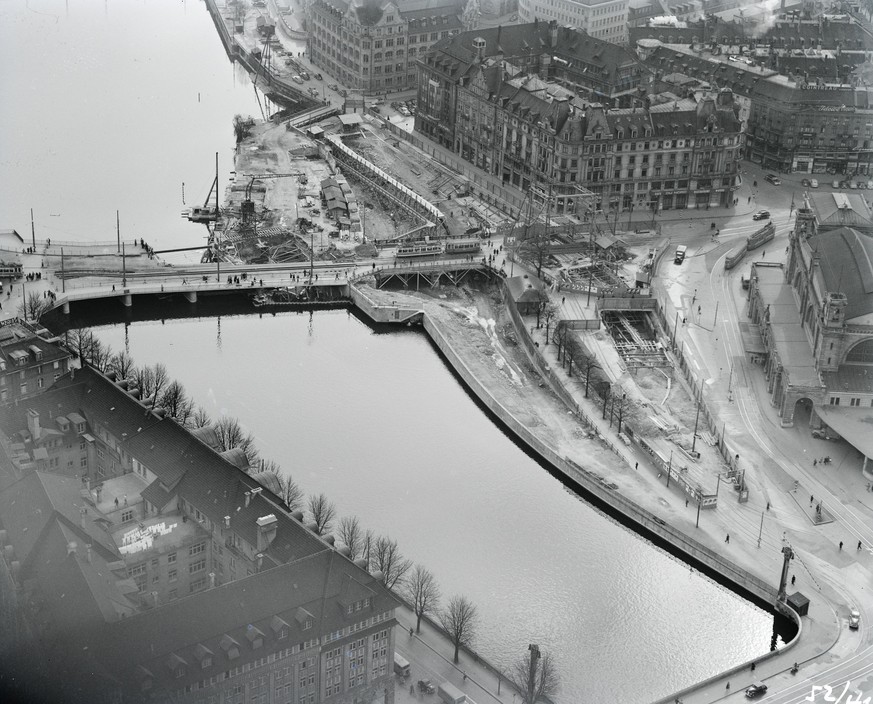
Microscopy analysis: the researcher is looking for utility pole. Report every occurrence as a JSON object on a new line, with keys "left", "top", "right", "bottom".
{"left": 116, "top": 210, "right": 120, "bottom": 254}
{"left": 696, "top": 496, "right": 701, "bottom": 528}
{"left": 60, "top": 248, "right": 65, "bottom": 293}
{"left": 666, "top": 450, "right": 673, "bottom": 488}
{"left": 692, "top": 400, "right": 701, "bottom": 454}
{"left": 712, "top": 300, "right": 719, "bottom": 329}
{"left": 30, "top": 208, "right": 36, "bottom": 251}
{"left": 122, "top": 243, "right": 127, "bottom": 288}
{"left": 757, "top": 511, "right": 764, "bottom": 548}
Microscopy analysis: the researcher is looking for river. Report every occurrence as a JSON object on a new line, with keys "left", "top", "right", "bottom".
{"left": 89, "top": 306, "right": 778, "bottom": 704}
{"left": 2, "top": 1, "right": 778, "bottom": 701}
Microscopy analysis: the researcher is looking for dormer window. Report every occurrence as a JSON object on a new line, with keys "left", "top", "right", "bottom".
{"left": 304, "top": 618, "right": 313, "bottom": 631}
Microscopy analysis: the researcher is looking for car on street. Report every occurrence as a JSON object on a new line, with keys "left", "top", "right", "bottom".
{"left": 811, "top": 179, "right": 819, "bottom": 188}
{"left": 339, "top": 88, "right": 347, "bottom": 97}
{"left": 510, "top": 13, "right": 518, "bottom": 20}
{"left": 856, "top": 181, "right": 867, "bottom": 190}
{"left": 868, "top": 180, "right": 873, "bottom": 189}
{"left": 833, "top": 180, "right": 841, "bottom": 188}
{"left": 300, "top": 71, "right": 310, "bottom": 80}
{"left": 801, "top": 178, "right": 811, "bottom": 187}
{"left": 849, "top": 608, "right": 860, "bottom": 629}
{"left": 745, "top": 683, "right": 768, "bottom": 698}
{"left": 752, "top": 209, "right": 770, "bottom": 220}
{"left": 328, "top": 83, "right": 338, "bottom": 90}
{"left": 313, "top": 73, "right": 323, "bottom": 80}
{"left": 417, "top": 680, "right": 436, "bottom": 694}
{"left": 850, "top": 181, "right": 859, "bottom": 189}
{"left": 292, "top": 75, "right": 303, "bottom": 84}
{"left": 840, "top": 180, "right": 851, "bottom": 189}
{"left": 369, "top": 105, "right": 381, "bottom": 114}
{"left": 765, "top": 173, "right": 781, "bottom": 185}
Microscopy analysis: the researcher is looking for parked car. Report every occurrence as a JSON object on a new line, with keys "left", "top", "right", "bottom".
{"left": 867, "top": 180, "right": 873, "bottom": 190}
{"left": 811, "top": 179, "right": 819, "bottom": 188}
{"left": 313, "top": 73, "right": 323, "bottom": 80}
{"left": 292, "top": 75, "right": 304, "bottom": 84}
{"left": 417, "top": 680, "right": 436, "bottom": 694}
{"left": 328, "top": 83, "right": 338, "bottom": 90}
{"left": 801, "top": 178, "right": 811, "bottom": 187}
{"left": 369, "top": 105, "right": 381, "bottom": 114}
{"left": 856, "top": 182, "right": 866, "bottom": 190}
{"left": 752, "top": 209, "right": 770, "bottom": 221}
{"left": 833, "top": 180, "right": 841, "bottom": 188}
{"left": 849, "top": 608, "right": 860, "bottom": 630}
{"left": 339, "top": 88, "right": 347, "bottom": 97}
{"left": 765, "top": 173, "right": 781, "bottom": 185}
{"left": 745, "top": 683, "right": 768, "bottom": 698}
{"left": 300, "top": 71, "right": 310, "bottom": 81}
{"left": 840, "top": 181, "right": 851, "bottom": 189}
{"left": 850, "top": 181, "right": 859, "bottom": 189}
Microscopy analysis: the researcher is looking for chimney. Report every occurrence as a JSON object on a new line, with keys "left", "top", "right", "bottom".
{"left": 244, "top": 491, "right": 252, "bottom": 507}
{"left": 224, "top": 515, "right": 231, "bottom": 528}
{"left": 550, "top": 19, "right": 558, "bottom": 48}
{"left": 26, "top": 409, "right": 40, "bottom": 440}
{"left": 67, "top": 541, "right": 77, "bottom": 557}
{"left": 256, "top": 553, "right": 264, "bottom": 572}
{"left": 472, "top": 36, "right": 486, "bottom": 61}
{"left": 208, "top": 572, "right": 216, "bottom": 589}
{"left": 256, "top": 514, "right": 278, "bottom": 552}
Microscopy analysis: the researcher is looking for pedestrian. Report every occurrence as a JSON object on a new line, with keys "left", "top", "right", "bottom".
{"left": 682, "top": 317, "right": 687, "bottom": 324}
{"left": 726, "top": 682, "right": 730, "bottom": 691}
{"left": 858, "top": 540, "right": 863, "bottom": 551}
{"left": 114, "top": 497, "right": 119, "bottom": 508}
{"left": 791, "top": 575, "right": 796, "bottom": 585}
{"left": 766, "top": 501, "right": 770, "bottom": 511}
{"left": 751, "top": 662, "right": 756, "bottom": 672}
{"left": 839, "top": 541, "right": 843, "bottom": 550}
{"left": 697, "top": 305, "right": 701, "bottom": 315}
{"left": 810, "top": 495, "right": 814, "bottom": 505}
{"left": 562, "top": 296, "right": 565, "bottom": 304}
{"left": 635, "top": 462, "right": 638, "bottom": 470}
{"left": 409, "top": 627, "right": 414, "bottom": 636}
{"left": 725, "top": 534, "right": 730, "bottom": 544}
{"left": 463, "top": 672, "right": 467, "bottom": 682}
{"left": 685, "top": 499, "right": 689, "bottom": 507}
{"left": 762, "top": 250, "right": 766, "bottom": 258}
{"left": 813, "top": 459, "right": 817, "bottom": 467}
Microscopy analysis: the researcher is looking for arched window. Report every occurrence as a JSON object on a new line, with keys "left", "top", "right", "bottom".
{"left": 846, "top": 339, "right": 873, "bottom": 364}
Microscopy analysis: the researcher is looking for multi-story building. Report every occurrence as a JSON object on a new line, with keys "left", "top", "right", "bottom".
{"left": 0, "top": 365, "right": 400, "bottom": 704}
{"left": 0, "top": 319, "right": 73, "bottom": 403}
{"left": 417, "top": 22, "right": 741, "bottom": 215}
{"left": 307, "top": 0, "right": 464, "bottom": 95}
{"left": 746, "top": 192, "right": 873, "bottom": 475}
{"left": 632, "top": 14, "right": 873, "bottom": 175}
{"left": 518, "top": 0, "right": 629, "bottom": 44}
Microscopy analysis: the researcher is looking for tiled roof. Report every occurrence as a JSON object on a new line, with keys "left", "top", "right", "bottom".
{"left": 97, "top": 551, "right": 400, "bottom": 692}
{"left": 808, "top": 192, "right": 873, "bottom": 230}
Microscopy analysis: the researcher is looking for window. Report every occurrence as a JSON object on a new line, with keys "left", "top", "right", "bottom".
{"left": 80, "top": 457, "right": 87, "bottom": 468}
{"left": 829, "top": 397, "right": 841, "bottom": 405}
{"left": 168, "top": 552, "right": 177, "bottom": 564}
{"left": 190, "top": 576, "right": 207, "bottom": 593}
{"left": 189, "top": 543, "right": 205, "bottom": 556}
{"left": 190, "top": 558, "right": 207, "bottom": 574}
{"left": 121, "top": 509, "right": 134, "bottom": 522}
{"left": 169, "top": 569, "right": 178, "bottom": 582}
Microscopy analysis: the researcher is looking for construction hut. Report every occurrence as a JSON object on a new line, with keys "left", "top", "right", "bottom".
{"left": 505, "top": 274, "right": 549, "bottom": 315}
{"left": 338, "top": 113, "right": 362, "bottom": 133}
{"left": 321, "top": 177, "right": 348, "bottom": 220}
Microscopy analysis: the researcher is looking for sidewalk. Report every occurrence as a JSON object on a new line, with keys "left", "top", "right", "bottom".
{"left": 392, "top": 604, "right": 514, "bottom": 704}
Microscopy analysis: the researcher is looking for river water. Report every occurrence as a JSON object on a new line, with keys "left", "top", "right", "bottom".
{"left": 2, "top": 2, "right": 778, "bottom": 702}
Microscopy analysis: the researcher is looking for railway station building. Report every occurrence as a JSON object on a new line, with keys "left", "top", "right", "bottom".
{"left": 746, "top": 192, "right": 873, "bottom": 477}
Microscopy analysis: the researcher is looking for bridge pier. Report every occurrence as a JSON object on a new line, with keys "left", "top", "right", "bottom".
{"left": 183, "top": 290, "right": 198, "bottom": 303}
{"left": 122, "top": 292, "right": 132, "bottom": 308}
{"left": 62, "top": 301, "right": 70, "bottom": 315}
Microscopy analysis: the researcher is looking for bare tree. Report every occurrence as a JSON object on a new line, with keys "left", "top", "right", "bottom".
{"left": 439, "top": 596, "right": 478, "bottom": 664}
{"left": 276, "top": 474, "right": 304, "bottom": 513}
{"left": 19, "top": 292, "right": 52, "bottom": 322}
{"left": 508, "top": 648, "right": 560, "bottom": 704}
{"left": 133, "top": 365, "right": 154, "bottom": 399}
{"left": 370, "top": 536, "right": 412, "bottom": 590}
{"left": 158, "top": 380, "right": 194, "bottom": 424}
{"left": 542, "top": 302, "right": 559, "bottom": 343}
{"left": 89, "top": 339, "right": 113, "bottom": 373}
{"left": 338, "top": 516, "right": 363, "bottom": 559}
{"left": 214, "top": 416, "right": 259, "bottom": 465}
{"left": 404, "top": 565, "right": 441, "bottom": 633}
{"left": 148, "top": 362, "right": 169, "bottom": 408}
{"left": 67, "top": 328, "right": 96, "bottom": 362}
{"left": 190, "top": 406, "right": 212, "bottom": 428}
{"left": 109, "top": 350, "right": 135, "bottom": 380}
{"left": 361, "top": 529, "right": 376, "bottom": 566}
{"left": 307, "top": 493, "right": 336, "bottom": 535}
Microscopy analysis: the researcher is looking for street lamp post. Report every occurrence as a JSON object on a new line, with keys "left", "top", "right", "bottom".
{"left": 691, "top": 400, "right": 701, "bottom": 454}
{"left": 666, "top": 450, "right": 673, "bottom": 488}
{"left": 617, "top": 393, "right": 626, "bottom": 435}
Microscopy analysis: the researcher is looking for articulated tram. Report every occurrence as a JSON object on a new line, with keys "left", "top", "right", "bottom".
{"left": 395, "top": 238, "right": 482, "bottom": 258}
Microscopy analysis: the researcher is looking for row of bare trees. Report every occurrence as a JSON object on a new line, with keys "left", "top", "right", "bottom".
{"left": 68, "top": 331, "right": 557, "bottom": 701}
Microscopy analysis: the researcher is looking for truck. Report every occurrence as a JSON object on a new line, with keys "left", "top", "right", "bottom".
{"left": 437, "top": 681, "right": 466, "bottom": 704}
{"left": 393, "top": 653, "right": 410, "bottom": 677}
{"left": 674, "top": 245, "right": 687, "bottom": 264}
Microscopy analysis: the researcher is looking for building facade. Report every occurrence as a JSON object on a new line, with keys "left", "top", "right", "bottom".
{"left": 518, "top": 0, "right": 629, "bottom": 44}
{"left": 0, "top": 319, "right": 73, "bottom": 403}
{"left": 417, "top": 23, "right": 741, "bottom": 215}
{"left": 0, "top": 365, "right": 400, "bottom": 704}
{"left": 307, "top": 0, "right": 463, "bottom": 95}
{"left": 746, "top": 192, "right": 873, "bottom": 437}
